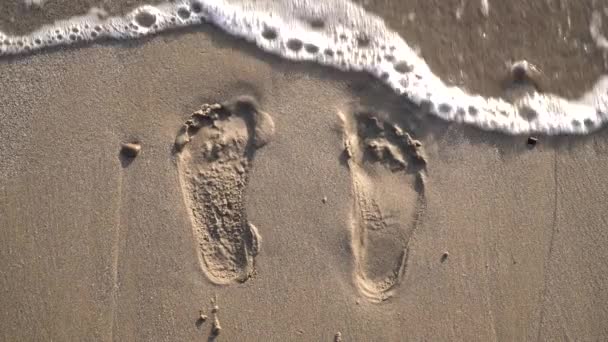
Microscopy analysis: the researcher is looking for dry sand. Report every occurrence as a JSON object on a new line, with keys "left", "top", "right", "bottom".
{"left": 1, "top": 1, "right": 608, "bottom": 341}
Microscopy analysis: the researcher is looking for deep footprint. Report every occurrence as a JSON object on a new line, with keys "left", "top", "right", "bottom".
{"left": 340, "top": 110, "right": 427, "bottom": 302}
{"left": 175, "top": 96, "right": 275, "bottom": 284}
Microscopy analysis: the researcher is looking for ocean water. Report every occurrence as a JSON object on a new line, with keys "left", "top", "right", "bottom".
{"left": 1, "top": 0, "right": 607, "bottom": 135}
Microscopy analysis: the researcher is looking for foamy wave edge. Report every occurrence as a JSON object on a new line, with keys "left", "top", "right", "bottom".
{"left": 1, "top": 0, "right": 607, "bottom": 135}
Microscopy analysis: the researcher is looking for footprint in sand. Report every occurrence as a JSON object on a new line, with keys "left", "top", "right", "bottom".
{"left": 339, "top": 110, "right": 427, "bottom": 302}
{"left": 175, "top": 96, "right": 275, "bottom": 285}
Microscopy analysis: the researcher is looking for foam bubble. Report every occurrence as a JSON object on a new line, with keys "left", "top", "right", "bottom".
{"left": 1, "top": 0, "right": 607, "bottom": 135}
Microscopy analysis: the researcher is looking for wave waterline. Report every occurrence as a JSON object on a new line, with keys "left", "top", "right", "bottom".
{"left": 1, "top": 0, "right": 607, "bottom": 135}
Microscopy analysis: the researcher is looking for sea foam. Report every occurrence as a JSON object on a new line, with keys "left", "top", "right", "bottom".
{"left": 1, "top": 0, "right": 607, "bottom": 135}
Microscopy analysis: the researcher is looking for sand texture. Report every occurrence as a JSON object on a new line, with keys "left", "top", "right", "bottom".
{"left": 1, "top": 1, "right": 608, "bottom": 341}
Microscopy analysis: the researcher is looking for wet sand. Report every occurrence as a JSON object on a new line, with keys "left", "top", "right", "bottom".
{"left": 355, "top": 0, "right": 607, "bottom": 98}
{"left": 1, "top": 1, "right": 608, "bottom": 341}
{"left": 0, "top": 0, "right": 162, "bottom": 35}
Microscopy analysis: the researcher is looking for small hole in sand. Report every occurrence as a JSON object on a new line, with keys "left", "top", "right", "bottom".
{"left": 72, "top": 27, "right": 79, "bottom": 33}
{"left": 286, "top": 39, "right": 303, "bottom": 51}
{"left": 339, "top": 34, "right": 347, "bottom": 41}
{"left": 420, "top": 100, "right": 434, "bottom": 113}
{"left": 69, "top": 34, "right": 76, "bottom": 41}
{"left": 17, "top": 41, "right": 24, "bottom": 47}
{"left": 394, "top": 61, "right": 412, "bottom": 74}
{"left": 191, "top": 1, "right": 202, "bottom": 13}
{"left": 91, "top": 31, "right": 98, "bottom": 38}
{"left": 262, "top": 27, "right": 277, "bottom": 40}
{"left": 178, "top": 8, "right": 190, "bottom": 19}
{"left": 135, "top": 11, "right": 156, "bottom": 28}
{"left": 468, "top": 106, "right": 478, "bottom": 116}
{"left": 357, "top": 34, "right": 371, "bottom": 47}
{"left": 519, "top": 106, "right": 538, "bottom": 121}
{"left": 380, "top": 72, "right": 389, "bottom": 80}
{"left": 34, "top": 38, "right": 41, "bottom": 45}
{"left": 309, "top": 18, "right": 325, "bottom": 29}
{"left": 584, "top": 119, "right": 595, "bottom": 128}
{"left": 94, "top": 26, "right": 102, "bottom": 32}
{"left": 324, "top": 49, "right": 334, "bottom": 57}
{"left": 304, "top": 43, "right": 319, "bottom": 54}
{"left": 438, "top": 103, "right": 452, "bottom": 113}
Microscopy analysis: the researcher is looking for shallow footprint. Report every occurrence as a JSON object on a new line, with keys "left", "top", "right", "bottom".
{"left": 175, "top": 96, "right": 275, "bottom": 285}
{"left": 340, "top": 110, "right": 426, "bottom": 302}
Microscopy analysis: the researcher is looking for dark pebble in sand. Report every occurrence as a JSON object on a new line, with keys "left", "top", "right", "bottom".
{"left": 527, "top": 136, "right": 538, "bottom": 147}
{"left": 121, "top": 142, "right": 141, "bottom": 158}
{"left": 441, "top": 252, "right": 449, "bottom": 262}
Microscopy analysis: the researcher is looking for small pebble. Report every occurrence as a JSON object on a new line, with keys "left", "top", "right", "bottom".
{"left": 120, "top": 142, "right": 141, "bottom": 158}
{"left": 441, "top": 251, "right": 449, "bottom": 262}
{"left": 199, "top": 312, "right": 207, "bottom": 322}
{"left": 211, "top": 318, "right": 222, "bottom": 336}
{"left": 322, "top": 196, "right": 328, "bottom": 204}
{"left": 527, "top": 136, "right": 538, "bottom": 147}
{"left": 335, "top": 332, "right": 343, "bottom": 342}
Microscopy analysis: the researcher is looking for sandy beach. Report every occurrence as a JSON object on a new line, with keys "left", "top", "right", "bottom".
{"left": 1, "top": 1, "right": 608, "bottom": 341}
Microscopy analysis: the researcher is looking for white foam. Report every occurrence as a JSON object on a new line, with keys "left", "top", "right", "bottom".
{"left": 480, "top": 0, "right": 490, "bottom": 18}
{"left": 24, "top": 0, "right": 46, "bottom": 9}
{"left": 1, "top": 0, "right": 607, "bottom": 135}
